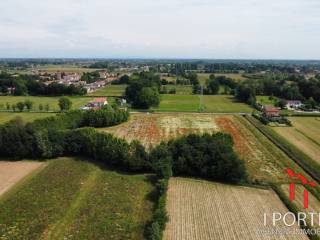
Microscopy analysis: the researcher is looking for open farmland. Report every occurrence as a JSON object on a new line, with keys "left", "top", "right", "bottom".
{"left": 273, "top": 117, "right": 320, "bottom": 164}
{"left": 202, "top": 95, "right": 253, "bottom": 113}
{"left": 0, "top": 96, "right": 93, "bottom": 112}
{"left": 0, "top": 161, "right": 45, "bottom": 197}
{"left": 88, "top": 84, "right": 127, "bottom": 96}
{"left": 163, "top": 178, "right": 308, "bottom": 240}
{"left": 102, "top": 113, "right": 303, "bottom": 183}
{"left": 0, "top": 112, "right": 55, "bottom": 124}
{"left": 0, "top": 157, "right": 155, "bottom": 240}
{"left": 154, "top": 94, "right": 253, "bottom": 113}
{"left": 155, "top": 95, "right": 200, "bottom": 112}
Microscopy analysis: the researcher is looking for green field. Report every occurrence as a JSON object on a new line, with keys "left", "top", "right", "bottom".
{"left": 0, "top": 158, "right": 155, "bottom": 240}
{"left": 0, "top": 112, "right": 55, "bottom": 124}
{"left": 153, "top": 94, "right": 252, "bottom": 113}
{"left": 0, "top": 96, "right": 93, "bottom": 112}
{"left": 202, "top": 95, "right": 253, "bottom": 113}
{"left": 88, "top": 84, "right": 127, "bottom": 96}
{"left": 154, "top": 94, "right": 200, "bottom": 112}
{"left": 256, "top": 95, "right": 278, "bottom": 106}
{"left": 273, "top": 117, "right": 320, "bottom": 164}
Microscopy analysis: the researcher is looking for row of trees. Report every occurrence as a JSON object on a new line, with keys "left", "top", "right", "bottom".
{"left": 0, "top": 73, "right": 86, "bottom": 96}
{"left": 235, "top": 75, "right": 320, "bottom": 105}
{"left": 0, "top": 107, "right": 130, "bottom": 159}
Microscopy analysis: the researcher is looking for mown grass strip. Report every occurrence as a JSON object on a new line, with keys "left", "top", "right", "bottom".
{"left": 45, "top": 167, "right": 102, "bottom": 240}
{"left": 59, "top": 171, "right": 155, "bottom": 240}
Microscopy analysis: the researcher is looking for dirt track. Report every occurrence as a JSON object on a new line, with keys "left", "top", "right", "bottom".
{"left": 0, "top": 161, "right": 44, "bottom": 197}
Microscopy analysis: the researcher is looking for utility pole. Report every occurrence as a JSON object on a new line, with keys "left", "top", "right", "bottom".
{"left": 199, "top": 85, "right": 204, "bottom": 112}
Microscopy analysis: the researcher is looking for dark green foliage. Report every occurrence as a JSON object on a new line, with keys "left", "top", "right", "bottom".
{"left": 147, "top": 179, "right": 169, "bottom": 240}
{"left": 204, "top": 78, "right": 219, "bottom": 95}
{"left": 150, "top": 133, "right": 246, "bottom": 183}
{"left": 16, "top": 101, "right": 25, "bottom": 112}
{"left": 125, "top": 72, "right": 161, "bottom": 109}
{"left": 0, "top": 118, "right": 33, "bottom": 159}
{"left": 81, "top": 107, "right": 129, "bottom": 128}
{"left": 58, "top": 96, "right": 72, "bottom": 112}
{"left": 24, "top": 100, "right": 33, "bottom": 111}
{"left": 81, "top": 71, "right": 100, "bottom": 83}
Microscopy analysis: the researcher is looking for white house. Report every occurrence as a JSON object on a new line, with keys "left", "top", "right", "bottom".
{"left": 286, "top": 100, "right": 302, "bottom": 110}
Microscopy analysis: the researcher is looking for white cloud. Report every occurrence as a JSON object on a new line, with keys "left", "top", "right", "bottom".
{"left": 0, "top": 0, "right": 319, "bottom": 58}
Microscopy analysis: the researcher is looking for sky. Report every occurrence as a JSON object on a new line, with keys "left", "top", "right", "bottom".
{"left": 0, "top": 0, "right": 319, "bottom": 59}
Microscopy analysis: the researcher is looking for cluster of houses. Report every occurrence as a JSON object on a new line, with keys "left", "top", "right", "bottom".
{"left": 41, "top": 71, "right": 118, "bottom": 93}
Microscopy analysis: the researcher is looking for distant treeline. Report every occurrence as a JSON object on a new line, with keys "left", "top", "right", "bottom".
{"left": 0, "top": 73, "right": 86, "bottom": 96}
{"left": 235, "top": 74, "right": 320, "bottom": 105}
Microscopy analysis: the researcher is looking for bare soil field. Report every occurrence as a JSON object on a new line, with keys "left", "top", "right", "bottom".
{"left": 103, "top": 114, "right": 294, "bottom": 183}
{"left": 273, "top": 117, "right": 320, "bottom": 164}
{"left": 0, "top": 161, "right": 44, "bottom": 197}
{"left": 164, "top": 178, "right": 308, "bottom": 240}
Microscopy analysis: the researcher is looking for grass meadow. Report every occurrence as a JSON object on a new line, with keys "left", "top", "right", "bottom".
{"left": 153, "top": 94, "right": 253, "bottom": 113}
{"left": 0, "top": 112, "right": 55, "bottom": 124}
{"left": 0, "top": 158, "right": 155, "bottom": 240}
{"left": 88, "top": 84, "right": 127, "bottom": 97}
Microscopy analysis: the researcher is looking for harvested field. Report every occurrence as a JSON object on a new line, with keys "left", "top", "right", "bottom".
{"left": 0, "top": 161, "right": 44, "bottom": 197}
{"left": 164, "top": 178, "right": 308, "bottom": 240}
{"left": 103, "top": 114, "right": 219, "bottom": 149}
{"left": 273, "top": 117, "right": 320, "bottom": 164}
{"left": 102, "top": 114, "right": 298, "bottom": 183}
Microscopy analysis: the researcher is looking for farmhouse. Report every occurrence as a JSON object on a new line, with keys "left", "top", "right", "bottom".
{"left": 80, "top": 97, "right": 108, "bottom": 110}
{"left": 286, "top": 100, "right": 302, "bottom": 110}
{"left": 263, "top": 106, "right": 280, "bottom": 119}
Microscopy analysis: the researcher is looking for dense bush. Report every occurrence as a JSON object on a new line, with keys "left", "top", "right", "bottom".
{"left": 81, "top": 107, "right": 129, "bottom": 128}
{"left": 150, "top": 133, "right": 246, "bottom": 183}
{"left": 125, "top": 72, "right": 161, "bottom": 109}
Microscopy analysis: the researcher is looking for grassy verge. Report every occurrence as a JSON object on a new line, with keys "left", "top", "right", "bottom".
{"left": 245, "top": 115, "right": 320, "bottom": 181}
{"left": 273, "top": 184, "right": 320, "bottom": 240}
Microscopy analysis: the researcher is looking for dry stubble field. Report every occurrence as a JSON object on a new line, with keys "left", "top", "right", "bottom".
{"left": 0, "top": 161, "right": 45, "bottom": 197}
{"left": 103, "top": 113, "right": 301, "bottom": 183}
{"left": 163, "top": 178, "right": 308, "bottom": 240}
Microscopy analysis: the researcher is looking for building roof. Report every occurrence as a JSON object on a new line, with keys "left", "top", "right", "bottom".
{"left": 93, "top": 98, "right": 107, "bottom": 103}
{"left": 264, "top": 106, "right": 279, "bottom": 113}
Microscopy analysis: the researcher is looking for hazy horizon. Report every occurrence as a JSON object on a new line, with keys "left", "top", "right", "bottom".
{"left": 1, "top": 0, "right": 319, "bottom": 59}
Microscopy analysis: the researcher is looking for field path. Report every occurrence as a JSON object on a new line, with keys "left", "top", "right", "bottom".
{"left": 44, "top": 167, "right": 102, "bottom": 240}
{"left": 0, "top": 161, "right": 45, "bottom": 197}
